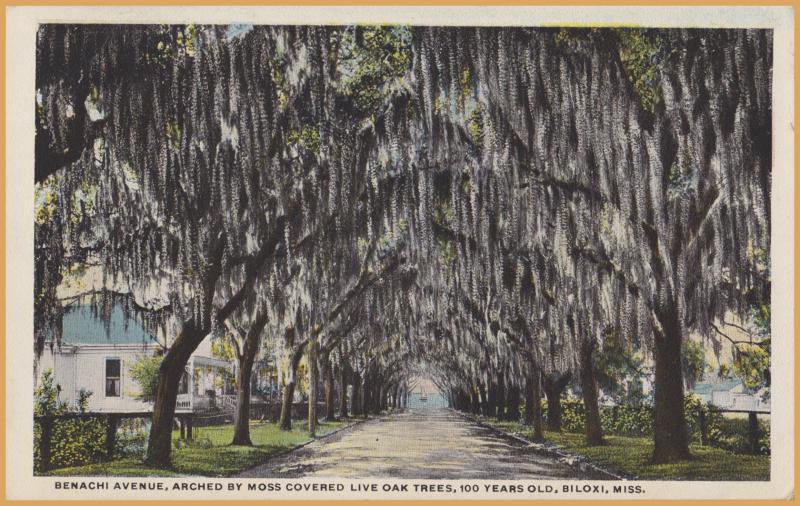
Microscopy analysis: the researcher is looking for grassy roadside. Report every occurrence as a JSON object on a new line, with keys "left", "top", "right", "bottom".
{"left": 44, "top": 418, "right": 351, "bottom": 477}
{"left": 472, "top": 415, "right": 770, "bottom": 481}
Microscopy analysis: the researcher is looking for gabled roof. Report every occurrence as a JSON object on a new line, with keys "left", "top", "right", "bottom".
{"left": 60, "top": 304, "right": 158, "bottom": 346}
{"left": 692, "top": 378, "right": 742, "bottom": 395}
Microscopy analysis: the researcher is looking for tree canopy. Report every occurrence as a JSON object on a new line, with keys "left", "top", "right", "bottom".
{"left": 35, "top": 24, "right": 772, "bottom": 466}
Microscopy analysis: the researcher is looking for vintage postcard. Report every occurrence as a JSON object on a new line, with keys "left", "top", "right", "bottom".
{"left": 5, "top": 5, "right": 795, "bottom": 501}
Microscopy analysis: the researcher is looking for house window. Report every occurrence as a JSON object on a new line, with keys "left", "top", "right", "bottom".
{"left": 105, "top": 358, "right": 121, "bottom": 397}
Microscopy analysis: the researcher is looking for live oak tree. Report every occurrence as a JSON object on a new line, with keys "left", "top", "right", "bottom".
{"left": 37, "top": 25, "right": 771, "bottom": 468}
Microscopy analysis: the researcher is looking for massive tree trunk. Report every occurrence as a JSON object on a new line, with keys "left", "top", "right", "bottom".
{"left": 232, "top": 361, "right": 254, "bottom": 445}
{"left": 495, "top": 376, "right": 506, "bottom": 420}
{"left": 359, "top": 375, "right": 368, "bottom": 418}
{"left": 543, "top": 372, "right": 571, "bottom": 432}
{"left": 484, "top": 381, "right": 497, "bottom": 417}
{"left": 579, "top": 339, "right": 604, "bottom": 446}
{"left": 279, "top": 378, "right": 296, "bottom": 431}
{"left": 324, "top": 360, "right": 336, "bottom": 422}
{"left": 470, "top": 385, "right": 481, "bottom": 414}
{"left": 379, "top": 383, "right": 389, "bottom": 412}
{"left": 392, "top": 383, "right": 400, "bottom": 409}
{"left": 279, "top": 346, "right": 305, "bottom": 431}
{"left": 524, "top": 366, "right": 544, "bottom": 441}
{"left": 145, "top": 321, "right": 206, "bottom": 468}
{"left": 506, "top": 385, "right": 521, "bottom": 422}
{"left": 232, "top": 313, "right": 269, "bottom": 446}
{"left": 652, "top": 309, "right": 691, "bottom": 463}
{"left": 478, "top": 382, "right": 488, "bottom": 416}
{"left": 339, "top": 362, "right": 350, "bottom": 418}
{"left": 308, "top": 338, "right": 319, "bottom": 436}
{"left": 351, "top": 372, "right": 362, "bottom": 417}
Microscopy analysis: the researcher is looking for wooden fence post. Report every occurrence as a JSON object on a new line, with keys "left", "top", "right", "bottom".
{"left": 186, "top": 416, "right": 193, "bottom": 441}
{"left": 38, "top": 417, "right": 54, "bottom": 472}
{"left": 748, "top": 412, "right": 760, "bottom": 455}
{"left": 179, "top": 417, "right": 186, "bottom": 440}
{"left": 105, "top": 415, "right": 119, "bottom": 460}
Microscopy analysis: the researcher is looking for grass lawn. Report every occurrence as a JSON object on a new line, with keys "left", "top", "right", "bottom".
{"left": 473, "top": 416, "right": 769, "bottom": 481}
{"left": 44, "top": 418, "right": 350, "bottom": 478}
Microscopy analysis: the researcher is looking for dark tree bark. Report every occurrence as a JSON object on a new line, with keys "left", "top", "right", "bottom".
{"left": 579, "top": 338, "right": 604, "bottom": 446}
{"left": 652, "top": 308, "right": 691, "bottom": 463}
{"left": 308, "top": 338, "right": 319, "bottom": 436}
{"left": 232, "top": 361, "right": 254, "bottom": 445}
{"left": 144, "top": 322, "right": 204, "bottom": 467}
{"left": 506, "top": 385, "right": 521, "bottom": 422}
{"left": 495, "top": 376, "right": 506, "bottom": 420}
{"left": 351, "top": 372, "right": 362, "bottom": 417}
{"left": 339, "top": 362, "right": 350, "bottom": 418}
{"left": 279, "top": 346, "right": 305, "bottom": 431}
{"left": 392, "top": 383, "right": 400, "bottom": 409}
{"left": 484, "top": 381, "right": 497, "bottom": 417}
{"left": 231, "top": 312, "right": 270, "bottom": 446}
{"left": 478, "top": 382, "right": 488, "bottom": 416}
{"left": 359, "top": 375, "right": 368, "bottom": 418}
{"left": 323, "top": 359, "right": 336, "bottom": 422}
{"left": 470, "top": 386, "right": 481, "bottom": 414}
{"left": 379, "top": 383, "right": 389, "bottom": 412}
{"left": 524, "top": 367, "right": 544, "bottom": 441}
{"left": 543, "top": 372, "right": 571, "bottom": 432}
{"left": 143, "top": 224, "right": 283, "bottom": 466}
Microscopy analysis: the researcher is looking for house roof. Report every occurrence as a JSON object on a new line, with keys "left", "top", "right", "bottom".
{"left": 60, "top": 304, "right": 158, "bottom": 346}
{"left": 692, "top": 378, "right": 741, "bottom": 395}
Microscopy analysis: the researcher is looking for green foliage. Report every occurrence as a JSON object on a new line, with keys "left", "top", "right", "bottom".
{"left": 613, "top": 28, "right": 662, "bottom": 113}
{"left": 467, "top": 104, "right": 483, "bottom": 148}
{"left": 733, "top": 342, "right": 770, "bottom": 392}
{"left": 165, "top": 119, "right": 182, "bottom": 150}
{"left": 211, "top": 337, "right": 237, "bottom": 362}
{"left": 43, "top": 420, "right": 348, "bottom": 477}
{"left": 481, "top": 412, "right": 769, "bottom": 479}
{"left": 76, "top": 388, "right": 92, "bottom": 413}
{"left": 145, "top": 24, "right": 199, "bottom": 67}
{"left": 681, "top": 339, "right": 707, "bottom": 390}
{"left": 35, "top": 369, "right": 64, "bottom": 416}
{"left": 128, "top": 354, "right": 162, "bottom": 403}
{"left": 286, "top": 125, "right": 320, "bottom": 155}
{"left": 338, "top": 25, "right": 412, "bottom": 116}
{"left": 753, "top": 304, "right": 770, "bottom": 335}
{"left": 114, "top": 418, "right": 150, "bottom": 458}
{"left": 539, "top": 392, "right": 769, "bottom": 455}
{"left": 541, "top": 431, "right": 769, "bottom": 481}
{"left": 34, "top": 176, "right": 59, "bottom": 225}
{"left": 601, "top": 404, "right": 655, "bottom": 437}
{"left": 34, "top": 370, "right": 106, "bottom": 471}
{"left": 594, "top": 331, "right": 648, "bottom": 405}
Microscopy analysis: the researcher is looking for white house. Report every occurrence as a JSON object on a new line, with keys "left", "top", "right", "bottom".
{"left": 691, "top": 378, "right": 770, "bottom": 412}
{"left": 37, "top": 304, "right": 237, "bottom": 414}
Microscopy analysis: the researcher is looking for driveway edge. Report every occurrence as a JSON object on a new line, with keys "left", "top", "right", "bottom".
{"left": 234, "top": 416, "right": 373, "bottom": 477}
{"left": 455, "top": 410, "right": 629, "bottom": 481}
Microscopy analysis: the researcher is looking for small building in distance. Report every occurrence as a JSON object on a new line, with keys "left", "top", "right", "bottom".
{"left": 692, "top": 378, "right": 770, "bottom": 412}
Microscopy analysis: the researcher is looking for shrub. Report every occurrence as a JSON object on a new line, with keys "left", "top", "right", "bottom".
{"left": 537, "top": 391, "right": 769, "bottom": 455}
{"left": 34, "top": 369, "right": 112, "bottom": 471}
{"left": 601, "top": 404, "right": 654, "bottom": 437}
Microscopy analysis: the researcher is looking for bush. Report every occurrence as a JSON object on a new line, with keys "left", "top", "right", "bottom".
{"left": 34, "top": 369, "right": 113, "bottom": 471}
{"left": 601, "top": 404, "right": 654, "bottom": 437}
{"left": 537, "top": 392, "right": 769, "bottom": 455}
{"left": 114, "top": 418, "right": 150, "bottom": 458}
